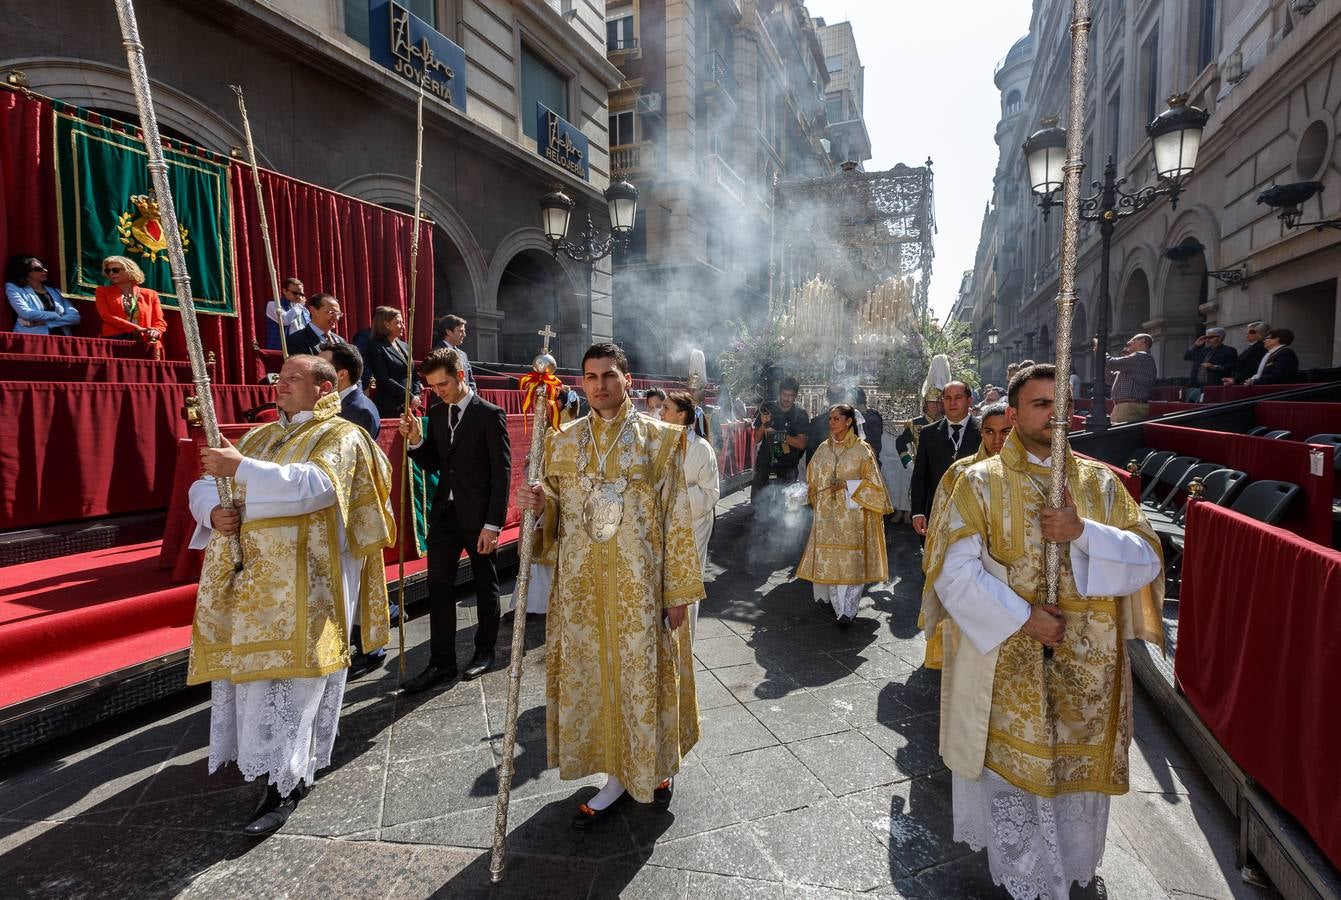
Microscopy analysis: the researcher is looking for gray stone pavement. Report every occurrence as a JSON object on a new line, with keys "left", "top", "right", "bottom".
{"left": 0, "top": 491, "right": 1276, "bottom": 899}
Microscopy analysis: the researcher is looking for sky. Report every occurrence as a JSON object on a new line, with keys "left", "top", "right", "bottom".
{"left": 805, "top": 0, "right": 1035, "bottom": 320}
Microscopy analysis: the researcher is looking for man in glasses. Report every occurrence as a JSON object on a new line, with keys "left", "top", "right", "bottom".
{"left": 1226, "top": 321, "right": 1269, "bottom": 385}
{"left": 263, "top": 277, "right": 310, "bottom": 351}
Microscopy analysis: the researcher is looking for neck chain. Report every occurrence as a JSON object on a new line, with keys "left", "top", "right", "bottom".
{"left": 825, "top": 435, "right": 860, "bottom": 491}
{"left": 579, "top": 414, "right": 635, "bottom": 494}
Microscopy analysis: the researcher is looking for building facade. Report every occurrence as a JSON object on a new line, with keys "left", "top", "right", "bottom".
{"left": 816, "top": 18, "right": 872, "bottom": 169}
{"left": 603, "top": 0, "right": 839, "bottom": 376}
{"left": 965, "top": 0, "right": 1341, "bottom": 387}
{"left": 3, "top": 0, "right": 625, "bottom": 367}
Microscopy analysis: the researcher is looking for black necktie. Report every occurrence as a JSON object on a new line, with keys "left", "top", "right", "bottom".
{"left": 449, "top": 405, "right": 461, "bottom": 433}
{"left": 951, "top": 423, "right": 961, "bottom": 441}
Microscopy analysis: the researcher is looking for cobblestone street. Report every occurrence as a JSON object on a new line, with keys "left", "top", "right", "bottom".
{"left": 0, "top": 491, "right": 1274, "bottom": 898}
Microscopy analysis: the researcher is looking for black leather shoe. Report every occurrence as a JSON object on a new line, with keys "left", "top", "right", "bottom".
{"left": 653, "top": 777, "right": 674, "bottom": 808}
{"left": 462, "top": 650, "right": 495, "bottom": 681}
{"left": 242, "top": 785, "right": 301, "bottom": 837}
{"left": 571, "top": 791, "right": 629, "bottom": 830}
{"left": 401, "top": 663, "right": 458, "bottom": 694}
{"left": 347, "top": 651, "right": 385, "bottom": 681}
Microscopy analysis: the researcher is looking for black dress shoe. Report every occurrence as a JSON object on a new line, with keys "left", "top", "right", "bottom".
{"left": 347, "top": 651, "right": 385, "bottom": 681}
{"left": 401, "top": 663, "right": 458, "bottom": 694}
{"left": 571, "top": 791, "right": 629, "bottom": 830}
{"left": 653, "top": 777, "right": 674, "bottom": 808}
{"left": 242, "top": 784, "right": 302, "bottom": 837}
{"left": 836, "top": 614, "right": 854, "bottom": 628}
{"left": 462, "top": 650, "right": 495, "bottom": 681}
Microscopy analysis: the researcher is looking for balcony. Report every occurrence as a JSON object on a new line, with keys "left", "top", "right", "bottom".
{"left": 606, "top": 36, "right": 639, "bottom": 53}
{"left": 611, "top": 141, "right": 664, "bottom": 177}
{"left": 702, "top": 51, "right": 738, "bottom": 104}
{"left": 704, "top": 153, "right": 746, "bottom": 203}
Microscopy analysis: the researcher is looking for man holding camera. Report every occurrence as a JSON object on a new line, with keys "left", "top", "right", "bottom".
{"left": 750, "top": 377, "right": 809, "bottom": 501}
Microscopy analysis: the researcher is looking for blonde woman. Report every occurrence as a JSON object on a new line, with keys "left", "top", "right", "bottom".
{"left": 797, "top": 404, "right": 891, "bottom": 625}
{"left": 660, "top": 390, "right": 720, "bottom": 635}
{"left": 94, "top": 255, "right": 167, "bottom": 350}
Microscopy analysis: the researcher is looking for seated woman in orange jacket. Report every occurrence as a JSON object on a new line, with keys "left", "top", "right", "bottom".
{"left": 94, "top": 255, "right": 167, "bottom": 351}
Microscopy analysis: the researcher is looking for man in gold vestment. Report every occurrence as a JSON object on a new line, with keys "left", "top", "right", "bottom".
{"left": 918, "top": 401, "right": 1012, "bottom": 668}
{"left": 923, "top": 365, "right": 1164, "bottom": 900}
{"left": 516, "top": 342, "right": 703, "bottom": 830}
{"left": 188, "top": 355, "right": 394, "bottom": 836}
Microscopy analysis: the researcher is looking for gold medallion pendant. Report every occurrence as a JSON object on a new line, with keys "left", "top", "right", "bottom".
{"left": 582, "top": 483, "right": 624, "bottom": 542}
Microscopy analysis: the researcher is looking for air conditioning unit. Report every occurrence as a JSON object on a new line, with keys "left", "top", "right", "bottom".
{"left": 636, "top": 92, "right": 663, "bottom": 116}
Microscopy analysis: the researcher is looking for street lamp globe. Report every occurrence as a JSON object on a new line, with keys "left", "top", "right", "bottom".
{"left": 540, "top": 188, "right": 574, "bottom": 244}
{"left": 1147, "top": 94, "right": 1209, "bottom": 185}
{"left": 1023, "top": 116, "right": 1068, "bottom": 202}
{"left": 987, "top": 326, "right": 999, "bottom": 346}
{"left": 604, "top": 177, "right": 639, "bottom": 235}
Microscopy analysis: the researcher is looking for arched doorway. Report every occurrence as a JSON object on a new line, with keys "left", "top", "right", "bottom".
{"left": 1157, "top": 238, "right": 1209, "bottom": 375}
{"left": 496, "top": 250, "right": 565, "bottom": 365}
{"left": 1116, "top": 270, "right": 1151, "bottom": 349}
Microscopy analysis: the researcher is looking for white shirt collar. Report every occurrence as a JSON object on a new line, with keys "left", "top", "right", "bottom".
{"left": 278, "top": 408, "right": 315, "bottom": 427}
{"left": 1026, "top": 450, "right": 1053, "bottom": 467}
{"left": 452, "top": 389, "right": 473, "bottom": 414}
{"left": 947, "top": 415, "right": 970, "bottom": 427}
{"left": 338, "top": 384, "right": 357, "bottom": 400}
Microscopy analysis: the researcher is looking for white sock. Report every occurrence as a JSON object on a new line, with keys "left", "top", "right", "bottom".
{"left": 587, "top": 774, "right": 625, "bottom": 811}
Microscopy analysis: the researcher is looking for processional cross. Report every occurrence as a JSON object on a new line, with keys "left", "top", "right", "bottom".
{"left": 537, "top": 324, "right": 557, "bottom": 355}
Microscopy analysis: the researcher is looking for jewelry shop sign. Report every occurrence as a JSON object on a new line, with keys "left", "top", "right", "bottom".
{"left": 537, "top": 103, "right": 589, "bottom": 181}
{"left": 369, "top": 0, "right": 467, "bottom": 110}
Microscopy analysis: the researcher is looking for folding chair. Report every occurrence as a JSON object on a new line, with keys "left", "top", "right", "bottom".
{"left": 1263, "top": 430, "right": 1293, "bottom": 440}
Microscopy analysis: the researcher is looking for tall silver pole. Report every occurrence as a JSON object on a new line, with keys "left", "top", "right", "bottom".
{"left": 113, "top": 0, "right": 242, "bottom": 570}
{"left": 394, "top": 73, "right": 427, "bottom": 680}
{"left": 1044, "top": 0, "right": 1093, "bottom": 606}
{"left": 490, "top": 334, "right": 558, "bottom": 884}
{"left": 230, "top": 85, "right": 288, "bottom": 360}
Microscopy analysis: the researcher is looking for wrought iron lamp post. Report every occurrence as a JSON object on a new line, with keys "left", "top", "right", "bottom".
{"left": 540, "top": 177, "right": 639, "bottom": 337}
{"left": 1024, "top": 94, "right": 1208, "bottom": 431}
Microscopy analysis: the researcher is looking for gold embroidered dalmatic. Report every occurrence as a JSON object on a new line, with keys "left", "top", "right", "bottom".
{"left": 918, "top": 444, "right": 992, "bottom": 669}
{"left": 539, "top": 398, "right": 703, "bottom": 803}
{"left": 188, "top": 392, "right": 395, "bottom": 685}
{"left": 796, "top": 432, "right": 892, "bottom": 585}
{"left": 924, "top": 431, "right": 1164, "bottom": 797}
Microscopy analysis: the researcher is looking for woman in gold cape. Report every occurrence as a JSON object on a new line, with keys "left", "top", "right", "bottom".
{"left": 796, "top": 404, "right": 892, "bottom": 623}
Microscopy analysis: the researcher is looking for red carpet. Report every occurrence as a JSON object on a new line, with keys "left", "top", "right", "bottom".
{"left": 0, "top": 530, "right": 513, "bottom": 711}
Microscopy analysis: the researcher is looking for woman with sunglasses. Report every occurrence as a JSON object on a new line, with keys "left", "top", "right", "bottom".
{"left": 93, "top": 255, "right": 168, "bottom": 354}
{"left": 5, "top": 255, "right": 81, "bottom": 336}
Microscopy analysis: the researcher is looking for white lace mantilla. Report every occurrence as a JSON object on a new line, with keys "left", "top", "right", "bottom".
{"left": 208, "top": 672, "right": 347, "bottom": 797}
{"left": 813, "top": 582, "right": 863, "bottom": 619}
{"left": 952, "top": 770, "right": 1109, "bottom": 900}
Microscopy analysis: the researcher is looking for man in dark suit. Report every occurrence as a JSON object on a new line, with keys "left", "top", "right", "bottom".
{"left": 1247, "top": 328, "right": 1301, "bottom": 385}
{"left": 399, "top": 347, "right": 511, "bottom": 692}
{"left": 287, "top": 293, "right": 344, "bottom": 356}
{"left": 320, "top": 343, "right": 380, "bottom": 439}
{"left": 910, "top": 381, "right": 980, "bottom": 537}
{"left": 1183, "top": 327, "right": 1237, "bottom": 389}
{"left": 1227, "top": 322, "right": 1269, "bottom": 384}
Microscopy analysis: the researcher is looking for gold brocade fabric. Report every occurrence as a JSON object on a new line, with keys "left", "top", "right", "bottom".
{"left": 188, "top": 392, "right": 395, "bottom": 686}
{"left": 796, "top": 431, "right": 892, "bottom": 586}
{"left": 918, "top": 444, "right": 991, "bottom": 669}
{"left": 539, "top": 398, "right": 704, "bottom": 803}
{"left": 928, "top": 430, "right": 1164, "bottom": 798}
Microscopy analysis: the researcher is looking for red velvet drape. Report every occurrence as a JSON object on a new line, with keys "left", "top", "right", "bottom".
{"left": 228, "top": 166, "right": 435, "bottom": 372}
{"left": 1177, "top": 501, "right": 1341, "bottom": 869}
{"left": 1142, "top": 423, "right": 1334, "bottom": 544}
{"left": 1254, "top": 402, "right": 1341, "bottom": 440}
{"left": 0, "top": 88, "right": 60, "bottom": 331}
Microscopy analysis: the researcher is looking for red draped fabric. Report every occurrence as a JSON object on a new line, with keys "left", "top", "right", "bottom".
{"left": 225, "top": 166, "right": 435, "bottom": 379}
{"left": 1142, "top": 423, "right": 1334, "bottom": 544}
{"left": 718, "top": 421, "right": 752, "bottom": 476}
{"left": 0, "top": 381, "right": 274, "bottom": 529}
{"left": 0, "top": 353, "right": 196, "bottom": 383}
{"left": 1253, "top": 402, "right": 1341, "bottom": 440}
{"left": 0, "top": 331, "right": 147, "bottom": 358}
{"left": 1176, "top": 501, "right": 1341, "bottom": 868}
{"left": 0, "top": 89, "right": 60, "bottom": 333}
{"left": 1200, "top": 383, "right": 1312, "bottom": 403}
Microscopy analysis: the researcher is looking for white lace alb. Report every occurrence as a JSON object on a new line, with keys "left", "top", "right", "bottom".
{"left": 812, "top": 583, "right": 863, "bottom": 619}
{"left": 208, "top": 671, "right": 348, "bottom": 797}
{"left": 952, "top": 769, "right": 1109, "bottom": 900}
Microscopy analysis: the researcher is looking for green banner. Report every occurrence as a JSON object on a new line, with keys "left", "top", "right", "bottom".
{"left": 54, "top": 108, "right": 235, "bottom": 315}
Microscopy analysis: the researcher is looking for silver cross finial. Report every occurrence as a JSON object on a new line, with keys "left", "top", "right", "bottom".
{"left": 537, "top": 324, "right": 557, "bottom": 354}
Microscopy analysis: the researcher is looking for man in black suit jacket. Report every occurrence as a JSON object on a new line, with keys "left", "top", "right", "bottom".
{"left": 320, "top": 343, "right": 380, "bottom": 440}
{"left": 911, "top": 381, "right": 981, "bottom": 537}
{"left": 1247, "top": 328, "right": 1301, "bottom": 385}
{"left": 287, "top": 293, "right": 344, "bottom": 356}
{"left": 400, "top": 347, "right": 511, "bottom": 692}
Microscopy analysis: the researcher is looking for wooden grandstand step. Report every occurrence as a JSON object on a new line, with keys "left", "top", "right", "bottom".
{"left": 0, "top": 513, "right": 165, "bottom": 566}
